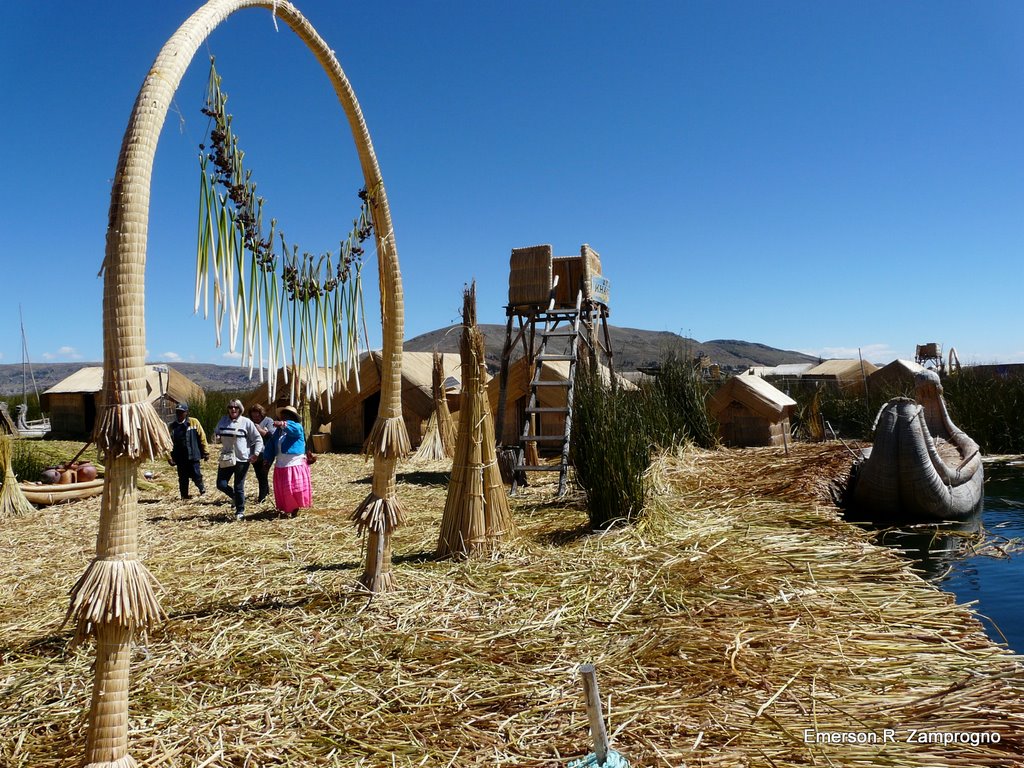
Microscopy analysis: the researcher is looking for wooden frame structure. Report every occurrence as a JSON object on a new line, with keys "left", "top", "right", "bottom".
{"left": 494, "top": 243, "right": 614, "bottom": 496}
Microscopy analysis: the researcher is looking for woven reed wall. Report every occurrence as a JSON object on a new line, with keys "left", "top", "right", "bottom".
{"left": 508, "top": 245, "right": 553, "bottom": 307}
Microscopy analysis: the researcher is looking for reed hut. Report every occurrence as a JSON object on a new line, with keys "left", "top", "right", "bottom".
{"left": 709, "top": 373, "right": 796, "bottom": 448}
{"left": 867, "top": 358, "right": 925, "bottom": 394}
{"left": 800, "top": 358, "right": 878, "bottom": 395}
{"left": 488, "top": 358, "right": 633, "bottom": 451}
{"left": 322, "top": 351, "right": 464, "bottom": 450}
{"left": 41, "top": 365, "right": 203, "bottom": 439}
{"left": 246, "top": 366, "right": 333, "bottom": 432}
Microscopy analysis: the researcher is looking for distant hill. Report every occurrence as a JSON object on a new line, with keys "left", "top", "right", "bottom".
{"left": 406, "top": 325, "right": 820, "bottom": 373}
{"left": 0, "top": 329, "right": 818, "bottom": 396}
{"left": 0, "top": 362, "right": 262, "bottom": 397}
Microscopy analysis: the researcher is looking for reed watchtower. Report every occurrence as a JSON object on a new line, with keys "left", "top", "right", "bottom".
{"left": 494, "top": 243, "right": 615, "bottom": 495}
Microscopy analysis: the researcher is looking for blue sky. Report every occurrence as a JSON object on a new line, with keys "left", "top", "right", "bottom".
{"left": 2, "top": 1, "right": 1022, "bottom": 370}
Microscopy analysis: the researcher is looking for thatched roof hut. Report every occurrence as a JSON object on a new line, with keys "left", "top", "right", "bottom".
{"left": 245, "top": 366, "right": 335, "bottom": 436}
{"left": 709, "top": 373, "right": 796, "bottom": 448}
{"left": 321, "top": 351, "right": 464, "bottom": 450}
{"left": 867, "top": 358, "right": 925, "bottom": 394}
{"left": 41, "top": 365, "right": 204, "bottom": 439}
{"left": 801, "top": 358, "right": 878, "bottom": 394}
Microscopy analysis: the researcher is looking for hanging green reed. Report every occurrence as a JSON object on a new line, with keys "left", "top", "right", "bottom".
{"left": 195, "top": 57, "right": 372, "bottom": 404}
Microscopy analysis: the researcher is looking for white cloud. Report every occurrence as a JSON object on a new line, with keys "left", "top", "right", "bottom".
{"left": 222, "top": 351, "right": 242, "bottom": 360}
{"left": 57, "top": 345, "right": 84, "bottom": 360}
{"left": 161, "top": 352, "right": 183, "bottom": 362}
{"left": 41, "top": 352, "right": 55, "bottom": 361}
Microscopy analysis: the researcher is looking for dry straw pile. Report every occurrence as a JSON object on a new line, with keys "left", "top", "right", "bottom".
{"left": 0, "top": 436, "right": 34, "bottom": 518}
{"left": 2, "top": 443, "right": 1023, "bottom": 766}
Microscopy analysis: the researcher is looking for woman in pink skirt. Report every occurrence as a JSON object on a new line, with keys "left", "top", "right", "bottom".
{"left": 270, "top": 405, "right": 312, "bottom": 518}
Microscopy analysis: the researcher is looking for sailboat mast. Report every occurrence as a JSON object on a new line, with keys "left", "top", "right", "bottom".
{"left": 20, "top": 305, "right": 27, "bottom": 407}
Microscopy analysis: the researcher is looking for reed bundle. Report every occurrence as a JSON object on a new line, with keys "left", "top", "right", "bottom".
{"left": 413, "top": 351, "right": 456, "bottom": 462}
{"left": 3, "top": 444, "right": 1023, "bottom": 766}
{"left": 0, "top": 435, "right": 34, "bottom": 518}
{"left": 437, "top": 285, "right": 514, "bottom": 559}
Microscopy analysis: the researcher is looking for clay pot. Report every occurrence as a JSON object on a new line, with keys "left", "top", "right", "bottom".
{"left": 59, "top": 468, "right": 77, "bottom": 485}
{"left": 40, "top": 468, "right": 62, "bottom": 485}
{"left": 76, "top": 462, "right": 98, "bottom": 482}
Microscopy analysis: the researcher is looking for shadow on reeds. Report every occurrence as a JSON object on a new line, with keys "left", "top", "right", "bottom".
{"left": 165, "top": 594, "right": 318, "bottom": 623}
{"left": 303, "top": 549, "right": 436, "bottom": 572}
{"left": 148, "top": 507, "right": 284, "bottom": 524}
{"left": 354, "top": 470, "right": 449, "bottom": 487}
{"left": 535, "top": 523, "right": 593, "bottom": 547}
{"left": 302, "top": 560, "right": 362, "bottom": 573}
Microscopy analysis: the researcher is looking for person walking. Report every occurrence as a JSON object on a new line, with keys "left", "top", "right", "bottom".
{"left": 271, "top": 404, "right": 312, "bottom": 519}
{"left": 167, "top": 402, "right": 209, "bottom": 499}
{"left": 214, "top": 399, "right": 263, "bottom": 520}
{"left": 248, "top": 403, "right": 276, "bottom": 503}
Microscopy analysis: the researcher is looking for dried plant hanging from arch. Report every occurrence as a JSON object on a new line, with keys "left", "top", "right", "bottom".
{"left": 195, "top": 57, "right": 370, "bottom": 406}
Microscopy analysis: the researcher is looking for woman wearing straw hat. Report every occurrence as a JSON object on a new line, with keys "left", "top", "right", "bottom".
{"left": 271, "top": 404, "right": 312, "bottom": 519}
{"left": 214, "top": 399, "right": 264, "bottom": 521}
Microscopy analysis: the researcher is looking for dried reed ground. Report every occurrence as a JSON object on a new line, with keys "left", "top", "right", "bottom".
{"left": 2, "top": 443, "right": 1023, "bottom": 766}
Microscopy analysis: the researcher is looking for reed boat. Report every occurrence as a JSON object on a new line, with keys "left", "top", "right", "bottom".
{"left": 19, "top": 477, "right": 104, "bottom": 506}
{"left": 849, "top": 369, "right": 983, "bottom": 520}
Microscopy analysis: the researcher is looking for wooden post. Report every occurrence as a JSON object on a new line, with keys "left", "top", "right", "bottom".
{"left": 579, "top": 663, "right": 609, "bottom": 765}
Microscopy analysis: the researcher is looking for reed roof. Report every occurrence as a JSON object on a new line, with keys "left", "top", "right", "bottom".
{"left": 708, "top": 373, "right": 797, "bottom": 420}
{"left": 803, "top": 358, "right": 879, "bottom": 380}
{"left": 39, "top": 365, "right": 203, "bottom": 409}
{"left": 322, "top": 351, "right": 465, "bottom": 419}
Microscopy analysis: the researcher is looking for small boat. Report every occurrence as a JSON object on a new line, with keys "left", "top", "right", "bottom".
{"left": 19, "top": 476, "right": 104, "bottom": 506}
{"left": 849, "top": 370, "right": 983, "bottom": 520}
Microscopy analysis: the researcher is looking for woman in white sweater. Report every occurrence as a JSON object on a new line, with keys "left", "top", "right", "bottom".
{"left": 213, "top": 399, "right": 264, "bottom": 520}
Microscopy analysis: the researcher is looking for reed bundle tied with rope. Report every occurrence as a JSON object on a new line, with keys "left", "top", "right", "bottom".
{"left": 414, "top": 351, "right": 456, "bottom": 462}
{"left": 437, "top": 284, "right": 514, "bottom": 559}
{"left": 0, "top": 435, "right": 34, "bottom": 518}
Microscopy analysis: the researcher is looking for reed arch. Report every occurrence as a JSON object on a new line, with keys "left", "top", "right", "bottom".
{"left": 72, "top": 2, "right": 407, "bottom": 764}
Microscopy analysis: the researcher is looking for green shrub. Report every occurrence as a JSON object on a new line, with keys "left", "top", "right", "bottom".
{"left": 637, "top": 352, "right": 718, "bottom": 450}
{"left": 571, "top": 365, "right": 651, "bottom": 529}
{"left": 571, "top": 351, "right": 718, "bottom": 529}
{"left": 943, "top": 371, "right": 1024, "bottom": 454}
{"left": 188, "top": 389, "right": 255, "bottom": 437}
{"left": 10, "top": 439, "right": 48, "bottom": 483}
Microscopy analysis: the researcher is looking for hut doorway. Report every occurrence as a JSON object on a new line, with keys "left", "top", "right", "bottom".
{"left": 363, "top": 391, "right": 381, "bottom": 441}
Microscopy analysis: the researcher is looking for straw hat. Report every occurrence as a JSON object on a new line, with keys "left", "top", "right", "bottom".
{"left": 278, "top": 405, "right": 301, "bottom": 422}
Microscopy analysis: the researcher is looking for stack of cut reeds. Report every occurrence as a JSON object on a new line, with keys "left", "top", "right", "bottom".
{"left": 414, "top": 351, "right": 456, "bottom": 462}
{"left": 437, "top": 284, "right": 514, "bottom": 558}
{"left": 0, "top": 435, "right": 34, "bottom": 517}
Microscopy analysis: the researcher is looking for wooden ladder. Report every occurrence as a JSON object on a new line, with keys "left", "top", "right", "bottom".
{"left": 511, "top": 290, "right": 590, "bottom": 497}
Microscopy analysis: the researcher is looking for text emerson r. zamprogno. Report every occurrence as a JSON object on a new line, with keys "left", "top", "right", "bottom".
{"left": 803, "top": 729, "right": 1002, "bottom": 746}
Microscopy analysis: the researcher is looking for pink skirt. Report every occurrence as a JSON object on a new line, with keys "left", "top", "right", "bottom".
{"left": 273, "top": 461, "right": 312, "bottom": 514}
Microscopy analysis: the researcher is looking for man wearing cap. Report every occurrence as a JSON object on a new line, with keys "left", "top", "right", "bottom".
{"left": 167, "top": 402, "right": 210, "bottom": 500}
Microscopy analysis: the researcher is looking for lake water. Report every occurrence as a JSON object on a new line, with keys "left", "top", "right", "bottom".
{"left": 866, "top": 461, "right": 1024, "bottom": 654}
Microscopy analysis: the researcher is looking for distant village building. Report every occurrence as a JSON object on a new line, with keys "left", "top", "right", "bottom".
{"left": 709, "top": 374, "right": 796, "bottom": 448}
{"left": 800, "top": 359, "right": 878, "bottom": 394}
{"left": 743, "top": 363, "right": 815, "bottom": 379}
{"left": 41, "top": 365, "right": 204, "bottom": 439}
{"left": 867, "top": 359, "right": 924, "bottom": 395}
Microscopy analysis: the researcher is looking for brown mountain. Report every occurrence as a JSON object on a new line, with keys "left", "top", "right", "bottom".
{"left": 0, "top": 329, "right": 818, "bottom": 397}
{"left": 405, "top": 324, "right": 820, "bottom": 373}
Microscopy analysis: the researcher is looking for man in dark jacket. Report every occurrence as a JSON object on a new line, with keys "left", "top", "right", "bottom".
{"left": 168, "top": 402, "right": 210, "bottom": 499}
